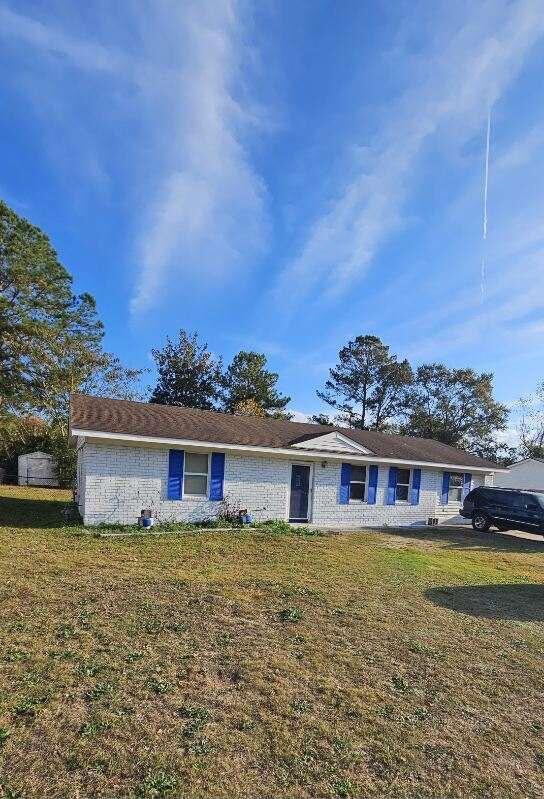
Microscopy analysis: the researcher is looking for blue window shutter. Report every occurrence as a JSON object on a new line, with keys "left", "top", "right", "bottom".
{"left": 209, "top": 453, "right": 225, "bottom": 501}
{"left": 441, "top": 472, "right": 450, "bottom": 505}
{"left": 386, "top": 467, "right": 398, "bottom": 505}
{"left": 462, "top": 473, "right": 472, "bottom": 499}
{"left": 367, "top": 465, "right": 378, "bottom": 504}
{"left": 339, "top": 463, "right": 351, "bottom": 504}
{"left": 167, "top": 450, "right": 184, "bottom": 500}
{"left": 410, "top": 468, "right": 421, "bottom": 505}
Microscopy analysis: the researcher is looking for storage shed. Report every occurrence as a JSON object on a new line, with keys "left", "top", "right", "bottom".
{"left": 18, "top": 451, "right": 59, "bottom": 487}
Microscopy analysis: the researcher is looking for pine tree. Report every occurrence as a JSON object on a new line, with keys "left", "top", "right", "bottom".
{"left": 0, "top": 199, "right": 142, "bottom": 421}
{"left": 317, "top": 335, "right": 413, "bottom": 430}
{"left": 222, "top": 351, "right": 291, "bottom": 418}
{"left": 0, "top": 199, "right": 104, "bottom": 413}
{"left": 150, "top": 330, "right": 223, "bottom": 409}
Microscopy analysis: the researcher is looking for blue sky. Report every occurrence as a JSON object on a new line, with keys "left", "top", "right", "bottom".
{"left": 1, "top": 1, "right": 544, "bottom": 431}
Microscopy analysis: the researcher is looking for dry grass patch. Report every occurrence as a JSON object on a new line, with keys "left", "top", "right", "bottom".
{"left": 0, "top": 485, "right": 543, "bottom": 798}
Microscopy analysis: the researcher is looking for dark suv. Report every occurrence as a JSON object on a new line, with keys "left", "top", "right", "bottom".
{"left": 461, "top": 486, "right": 544, "bottom": 535}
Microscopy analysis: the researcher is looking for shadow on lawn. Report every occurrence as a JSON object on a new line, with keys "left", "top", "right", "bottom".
{"left": 426, "top": 583, "right": 544, "bottom": 621}
{"left": 387, "top": 525, "right": 544, "bottom": 554}
{"left": 0, "top": 494, "right": 79, "bottom": 529}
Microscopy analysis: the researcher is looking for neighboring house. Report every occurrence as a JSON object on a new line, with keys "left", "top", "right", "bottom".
{"left": 70, "top": 394, "right": 503, "bottom": 527}
{"left": 494, "top": 458, "right": 544, "bottom": 492}
{"left": 18, "top": 451, "right": 59, "bottom": 487}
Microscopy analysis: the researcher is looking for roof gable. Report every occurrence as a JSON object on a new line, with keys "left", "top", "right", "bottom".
{"left": 291, "top": 431, "right": 373, "bottom": 454}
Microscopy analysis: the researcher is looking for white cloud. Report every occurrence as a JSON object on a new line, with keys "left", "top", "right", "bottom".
{"left": 0, "top": 5, "right": 128, "bottom": 74}
{"left": 0, "top": 3, "right": 268, "bottom": 316}
{"left": 403, "top": 247, "right": 544, "bottom": 362}
{"left": 289, "top": 410, "right": 312, "bottom": 423}
{"left": 130, "top": 0, "right": 268, "bottom": 315}
{"left": 274, "top": 0, "right": 544, "bottom": 307}
{"left": 494, "top": 426, "right": 520, "bottom": 449}
{"left": 494, "top": 123, "right": 544, "bottom": 173}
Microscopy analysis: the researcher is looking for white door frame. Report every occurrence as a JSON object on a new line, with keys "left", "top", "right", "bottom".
{"left": 287, "top": 461, "right": 314, "bottom": 522}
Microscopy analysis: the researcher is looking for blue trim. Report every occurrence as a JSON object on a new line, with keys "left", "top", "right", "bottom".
{"left": 339, "top": 463, "right": 351, "bottom": 504}
{"left": 386, "top": 467, "right": 398, "bottom": 505}
{"left": 367, "top": 465, "right": 378, "bottom": 504}
{"left": 167, "top": 450, "right": 184, "bottom": 500}
{"left": 441, "top": 472, "right": 450, "bottom": 505}
{"left": 462, "top": 472, "right": 472, "bottom": 499}
{"left": 209, "top": 453, "right": 225, "bottom": 501}
{"left": 410, "top": 468, "right": 421, "bottom": 505}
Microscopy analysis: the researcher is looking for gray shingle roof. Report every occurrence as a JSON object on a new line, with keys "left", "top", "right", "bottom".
{"left": 70, "top": 393, "right": 499, "bottom": 470}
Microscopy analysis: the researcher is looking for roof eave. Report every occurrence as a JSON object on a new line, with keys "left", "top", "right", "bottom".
{"left": 71, "top": 427, "right": 505, "bottom": 473}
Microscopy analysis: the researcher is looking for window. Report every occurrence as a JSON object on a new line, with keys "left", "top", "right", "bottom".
{"left": 448, "top": 472, "right": 464, "bottom": 504}
{"left": 349, "top": 465, "right": 366, "bottom": 501}
{"left": 521, "top": 494, "right": 540, "bottom": 512}
{"left": 496, "top": 491, "right": 520, "bottom": 509}
{"left": 534, "top": 493, "right": 544, "bottom": 509}
{"left": 396, "top": 468, "right": 411, "bottom": 501}
{"left": 183, "top": 453, "right": 209, "bottom": 497}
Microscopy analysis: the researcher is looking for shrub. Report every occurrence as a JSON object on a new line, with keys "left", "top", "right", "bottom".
{"left": 251, "top": 519, "right": 321, "bottom": 537}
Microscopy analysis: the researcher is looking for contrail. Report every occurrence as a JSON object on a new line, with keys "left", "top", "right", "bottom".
{"left": 481, "top": 108, "right": 491, "bottom": 302}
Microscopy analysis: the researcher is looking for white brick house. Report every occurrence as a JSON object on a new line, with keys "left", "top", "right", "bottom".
{"left": 71, "top": 394, "right": 503, "bottom": 527}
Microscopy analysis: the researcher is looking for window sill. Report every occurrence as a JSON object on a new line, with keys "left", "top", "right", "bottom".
{"left": 166, "top": 495, "right": 208, "bottom": 502}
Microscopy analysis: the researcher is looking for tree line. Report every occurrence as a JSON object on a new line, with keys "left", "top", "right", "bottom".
{"left": 148, "top": 331, "right": 513, "bottom": 463}
{"left": 149, "top": 332, "right": 290, "bottom": 418}
{"left": 1, "top": 199, "right": 541, "bottom": 484}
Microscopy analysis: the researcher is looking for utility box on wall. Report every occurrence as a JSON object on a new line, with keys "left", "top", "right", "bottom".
{"left": 18, "top": 451, "right": 59, "bottom": 487}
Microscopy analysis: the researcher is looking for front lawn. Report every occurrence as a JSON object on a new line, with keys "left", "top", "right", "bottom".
{"left": 0, "top": 486, "right": 543, "bottom": 798}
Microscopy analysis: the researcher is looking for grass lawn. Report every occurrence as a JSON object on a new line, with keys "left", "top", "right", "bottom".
{"left": 1, "top": 487, "right": 544, "bottom": 798}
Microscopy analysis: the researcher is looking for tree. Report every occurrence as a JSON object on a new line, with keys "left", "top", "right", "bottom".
{"left": 0, "top": 413, "right": 48, "bottom": 478}
{"left": 400, "top": 363, "right": 508, "bottom": 456}
{"left": 150, "top": 330, "right": 223, "bottom": 409}
{"left": 0, "top": 412, "right": 77, "bottom": 487}
{"left": 40, "top": 349, "right": 145, "bottom": 430}
{"left": 517, "top": 381, "right": 544, "bottom": 458}
{"left": 0, "top": 199, "right": 142, "bottom": 422}
{"left": 0, "top": 200, "right": 105, "bottom": 413}
{"left": 0, "top": 199, "right": 144, "bottom": 487}
{"left": 222, "top": 351, "right": 291, "bottom": 418}
{"left": 310, "top": 413, "right": 333, "bottom": 426}
{"left": 317, "top": 335, "right": 413, "bottom": 430}
{"left": 232, "top": 397, "right": 267, "bottom": 418}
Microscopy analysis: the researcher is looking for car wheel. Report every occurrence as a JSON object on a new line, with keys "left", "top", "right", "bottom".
{"left": 472, "top": 512, "right": 490, "bottom": 532}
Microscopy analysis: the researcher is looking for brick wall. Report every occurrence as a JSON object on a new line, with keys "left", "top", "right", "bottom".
{"left": 77, "top": 441, "right": 487, "bottom": 527}
{"left": 311, "top": 462, "right": 439, "bottom": 527}
{"left": 78, "top": 443, "right": 293, "bottom": 526}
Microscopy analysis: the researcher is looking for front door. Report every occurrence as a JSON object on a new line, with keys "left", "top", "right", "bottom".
{"left": 289, "top": 464, "right": 311, "bottom": 522}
